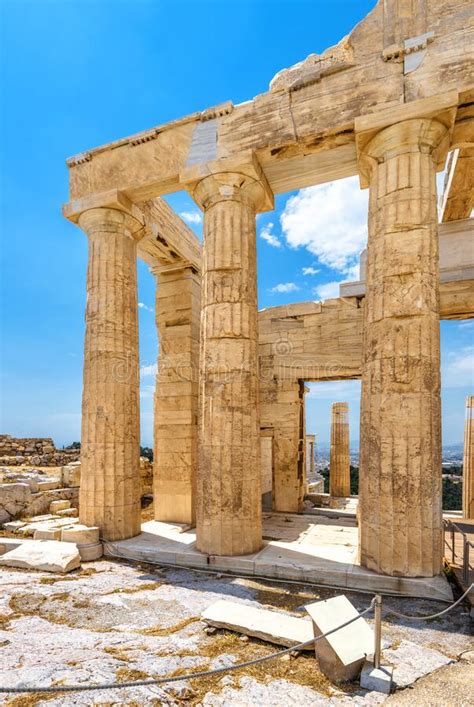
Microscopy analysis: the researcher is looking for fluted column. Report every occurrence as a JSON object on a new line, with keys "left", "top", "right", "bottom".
{"left": 463, "top": 396, "right": 474, "bottom": 519}
{"left": 192, "top": 171, "right": 269, "bottom": 555}
{"left": 330, "top": 402, "right": 350, "bottom": 498}
{"left": 78, "top": 207, "right": 143, "bottom": 541}
{"left": 358, "top": 118, "right": 448, "bottom": 577}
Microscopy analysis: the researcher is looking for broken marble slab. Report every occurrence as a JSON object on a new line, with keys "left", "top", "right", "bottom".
{"left": 0, "top": 539, "right": 81, "bottom": 573}
{"left": 385, "top": 639, "right": 453, "bottom": 687}
{"left": 305, "top": 595, "right": 374, "bottom": 683}
{"left": 201, "top": 599, "right": 314, "bottom": 649}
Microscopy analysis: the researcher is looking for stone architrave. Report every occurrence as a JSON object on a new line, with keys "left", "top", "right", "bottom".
{"left": 78, "top": 208, "right": 143, "bottom": 541}
{"left": 330, "top": 403, "right": 351, "bottom": 498}
{"left": 463, "top": 395, "right": 474, "bottom": 519}
{"left": 358, "top": 118, "right": 449, "bottom": 577}
{"left": 190, "top": 164, "right": 273, "bottom": 556}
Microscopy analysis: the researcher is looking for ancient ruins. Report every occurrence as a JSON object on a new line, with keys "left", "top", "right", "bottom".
{"left": 57, "top": 0, "right": 473, "bottom": 592}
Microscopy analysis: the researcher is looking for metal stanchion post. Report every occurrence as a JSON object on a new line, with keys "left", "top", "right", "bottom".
{"left": 374, "top": 594, "right": 382, "bottom": 670}
{"left": 463, "top": 538, "right": 469, "bottom": 585}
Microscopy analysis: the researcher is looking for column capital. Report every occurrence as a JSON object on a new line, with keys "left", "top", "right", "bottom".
{"left": 355, "top": 92, "right": 457, "bottom": 188}
{"left": 358, "top": 119, "right": 450, "bottom": 188}
{"left": 78, "top": 207, "right": 145, "bottom": 240}
{"left": 63, "top": 188, "right": 145, "bottom": 237}
{"left": 181, "top": 150, "right": 274, "bottom": 213}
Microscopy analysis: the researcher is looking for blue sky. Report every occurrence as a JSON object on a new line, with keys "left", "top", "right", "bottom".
{"left": 1, "top": 0, "right": 472, "bottom": 449}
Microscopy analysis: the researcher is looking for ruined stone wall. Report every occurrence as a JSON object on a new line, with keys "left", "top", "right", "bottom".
{"left": 0, "top": 435, "right": 80, "bottom": 467}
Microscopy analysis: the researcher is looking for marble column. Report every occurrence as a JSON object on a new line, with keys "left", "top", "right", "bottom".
{"left": 192, "top": 172, "right": 268, "bottom": 555}
{"left": 463, "top": 395, "right": 474, "bottom": 519}
{"left": 78, "top": 207, "right": 143, "bottom": 541}
{"left": 358, "top": 118, "right": 448, "bottom": 577}
{"left": 153, "top": 263, "right": 200, "bottom": 524}
{"left": 330, "top": 402, "right": 350, "bottom": 498}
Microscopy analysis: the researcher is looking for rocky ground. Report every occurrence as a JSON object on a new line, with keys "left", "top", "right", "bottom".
{"left": 0, "top": 558, "right": 473, "bottom": 706}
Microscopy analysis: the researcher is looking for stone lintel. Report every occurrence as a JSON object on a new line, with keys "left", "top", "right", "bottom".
{"left": 340, "top": 217, "right": 474, "bottom": 305}
{"left": 63, "top": 189, "right": 145, "bottom": 227}
{"left": 180, "top": 150, "right": 274, "bottom": 213}
{"left": 355, "top": 91, "right": 459, "bottom": 188}
{"left": 150, "top": 260, "right": 200, "bottom": 277}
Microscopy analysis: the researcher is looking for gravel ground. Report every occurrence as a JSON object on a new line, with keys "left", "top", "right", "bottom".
{"left": 0, "top": 559, "right": 472, "bottom": 706}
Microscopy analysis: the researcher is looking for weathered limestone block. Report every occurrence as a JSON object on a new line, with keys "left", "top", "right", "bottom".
{"left": 36, "top": 478, "right": 61, "bottom": 491}
{"left": 61, "top": 525, "right": 103, "bottom": 560}
{"left": 24, "top": 488, "right": 79, "bottom": 519}
{"left": 62, "top": 461, "right": 81, "bottom": 488}
{"left": 0, "top": 483, "right": 31, "bottom": 525}
{"left": 78, "top": 207, "right": 143, "bottom": 541}
{"left": 0, "top": 540, "right": 81, "bottom": 573}
{"left": 305, "top": 595, "right": 374, "bottom": 683}
{"left": 139, "top": 456, "right": 153, "bottom": 496}
{"left": 56, "top": 508, "right": 78, "bottom": 518}
{"left": 191, "top": 167, "right": 272, "bottom": 556}
{"left": 34, "top": 528, "right": 62, "bottom": 540}
{"left": 153, "top": 264, "right": 200, "bottom": 523}
{"left": 463, "top": 396, "right": 474, "bottom": 519}
{"left": 202, "top": 599, "right": 313, "bottom": 648}
{"left": 330, "top": 402, "right": 351, "bottom": 498}
{"left": 358, "top": 117, "right": 448, "bottom": 577}
{"left": 50, "top": 500, "right": 71, "bottom": 513}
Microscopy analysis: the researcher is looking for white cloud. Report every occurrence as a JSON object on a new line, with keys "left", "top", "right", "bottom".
{"left": 138, "top": 302, "right": 153, "bottom": 313}
{"left": 140, "top": 363, "right": 157, "bottom": 377}
{"left": 344, "top": 263, "right": 360, "bottom": 281}
{"left": 458, "top": 321, "right": 474, "bottom": 330}
{"left": 313, "top": 281, "right": 342, "bottom": 300}
{"left": 306, "top": 380, "right": 361, "bottom": 400}
{"left": 280, "top": 176, "right": 368, "bottom": 274}
{"left": 270, "top": 282, "right": 299, "bottom": 293}
{"left": 302, "top": 267, "right": 320, "bottom": 276}
{"left": 140, "top": 385, "right": 155, "bottom": 399}
{"left": 260, "top": 222, "right": 281, "bottom": 248}
{"left": 180, "top": 210, "right": 202, "bottom": 225}
{"left": 442, "top": 346, "right": 474, "bottom": 388}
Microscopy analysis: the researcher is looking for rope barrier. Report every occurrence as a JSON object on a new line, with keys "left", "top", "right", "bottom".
{"left": 385, "top": 583, "right": 473, "bottom": 621}
{"left": 0, "top": 601, "right": 375, "bottom": 695}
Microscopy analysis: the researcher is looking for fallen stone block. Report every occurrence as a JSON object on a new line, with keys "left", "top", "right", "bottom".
{"left": 3, "top": 520, "right": 27, "bottom": 533}
{"left": 61, "top": 525, "right": 103, "bottom": 561}
{"left": 50, "top": 500, "right": 71, "bottom": 513}
{"left": 37, "top": 479, "right": 61, "bottom": 491}
{"left": 0, "top": 539, "right": 81, "bottom": 573}
{"left": 56, "top": 508, "right": 78, "bottom": 518}
{"left": 34, "top": 528, "right": 62, "bottom": 540}
{"left": 305, "top": 595, "right": 374, "bottom": 683}
{"left": 201, "top": 599, "right": 314, "bottom": 649}
{"left": 62, "top": 461, "right": 81, "bottom": 487}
